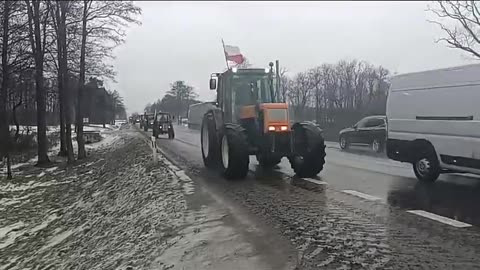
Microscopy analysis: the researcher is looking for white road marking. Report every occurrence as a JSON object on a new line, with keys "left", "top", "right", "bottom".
{"left": 302, "top": 178, "right": 328, "bottom": 185}
{"left": 341, "top": 190, "right": 383, "bottom": 201}
{"left": 407, "top": 210, "right": 472, "bottom": 228}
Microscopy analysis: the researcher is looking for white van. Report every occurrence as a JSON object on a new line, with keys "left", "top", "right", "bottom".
{"left": 386, "top": 64, "right": 480, "bottom": 182}
{"left": 187, "top": 102, "right": 216, "bottom": 129}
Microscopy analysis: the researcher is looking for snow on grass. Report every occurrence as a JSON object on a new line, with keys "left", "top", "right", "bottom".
{"left": 5, "top": 124, "right": 120, "bottom": 171}
{"left": 0, "top": 221, "right": 25, "bottom": 250}
{"left": 38, "top": 226, "right": 83, "bottom": 252}
{"left": 37, "top": 172, "right": 45, "bottom": 178}
{"left": 0, "top": 179, "right": 73, "bottom": 192}
{"left": 29, "top": 214, "right": 59, "bottom": 235}
{"left": 85, "top": 133, "right": 121, "bottom": 150}
{"left": 45, "top": 167, "right": 58, "bottom": 173}
{"left": 0, "top": 193, "right": 36, "bottom": 207}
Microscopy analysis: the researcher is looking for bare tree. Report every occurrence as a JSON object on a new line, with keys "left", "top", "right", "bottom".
{"left": 0, "top": 1, "right": 13, "bottom": 178}
{"left": 51, "top": 0, "right": 74, "bottom": 163}
{"left": 25, "top": 0, "right": 51, "bottom": 165}
{"left": 428, "top": 1, "right": 480, "bottom": 58}
{"left": 277, "top": 67, "right": 289, "bottom": 103}
{"left": 74, "top": 0, "right": 141, "bottom": 159}
{"left": 288, "top": 71, "right": 312, "bottom": 121}
{"left": 308, "top": 66, "right": 324, "bottom": 122}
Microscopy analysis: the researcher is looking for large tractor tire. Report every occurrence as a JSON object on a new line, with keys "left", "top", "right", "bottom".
{"left": 201, "top": 113, "right": 220, "bottom": 168}
{"left": 219, "top": 124, "right": 250, "bottom": 180}
{"left": 289, "top": 122, "right": 326, "bottom": 178}
{"left": 168, "top": 128, "right": 175, "bottom": 140}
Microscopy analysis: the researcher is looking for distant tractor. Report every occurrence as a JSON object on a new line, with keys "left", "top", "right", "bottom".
{"left": 152, "top": 112, "right": 175, "bottom": 139}
{"left": 142, "top": 112, "right": 155, "bottom": 131}
{"left": 201, "top": 62, "right": 326, "bottom": 179}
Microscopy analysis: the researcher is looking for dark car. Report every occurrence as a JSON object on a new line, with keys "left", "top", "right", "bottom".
{"left": 152, "top": 112, "right": 175, "bottom": 139}
{"left": 338, "top": 115, "right": 386, "bottom": 153}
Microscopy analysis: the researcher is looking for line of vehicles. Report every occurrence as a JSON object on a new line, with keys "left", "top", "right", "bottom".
{"left": 132, "top": 111, "right": 175, "bottom": 139}
{"left": 132, "top": 61, "right": 479, "bottom": 184}
{"left": 187, "top": 62, "right": 480, "bottom": 183}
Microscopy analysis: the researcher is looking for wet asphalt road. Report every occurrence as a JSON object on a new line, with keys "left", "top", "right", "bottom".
{"left": 142, "top": 124, "right": 480, "bottom": 269}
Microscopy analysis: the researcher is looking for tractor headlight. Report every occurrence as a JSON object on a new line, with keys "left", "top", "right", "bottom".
{"left": 268, "top": 126, "right": 276, "bottom": 131}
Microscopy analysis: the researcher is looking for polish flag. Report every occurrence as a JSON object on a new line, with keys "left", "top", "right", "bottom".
{"left": 223, "top": 44, "right": 245, "bottom": 65}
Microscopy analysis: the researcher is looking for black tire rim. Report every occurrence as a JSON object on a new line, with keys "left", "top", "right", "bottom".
{"left": 340, "top": 137, "right": 346, "bottom": 149}
{"left": 372, "top": 139, "right": 380, "bottom": 152}
{"left": 416, "top": 158, "right": 431, "bottom": 178}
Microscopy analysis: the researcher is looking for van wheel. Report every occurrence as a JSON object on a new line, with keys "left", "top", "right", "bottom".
{"left": 372, "top": 139, "right": 383, "bottom": 153}
{"left": 413, "top": 148, "right": 441, "bottom": 182}
{"left": 339, "top": 136, "right": 349, "bottom": 150}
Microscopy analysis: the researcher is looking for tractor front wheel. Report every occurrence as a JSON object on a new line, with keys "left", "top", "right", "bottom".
{"left": 289, "top": 122, "right": 326, "bottom": 178}
{"left": 219, "top": 124, "right": 250, "bottom": 180}
{"left": 201, "top": 113, "right": 220, "bottom": 168}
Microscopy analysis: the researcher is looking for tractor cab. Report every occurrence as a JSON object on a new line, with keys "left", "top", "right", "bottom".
{"left": 210, "top": 65, "right": 290, "bottom": 134}
{"left": 152, "top": 112, "right": 175, "bottom": 139}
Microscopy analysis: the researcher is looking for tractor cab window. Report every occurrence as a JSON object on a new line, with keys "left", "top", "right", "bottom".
{"left": 232, "top": 74, "right": 275, "bottom": 106}
{"left": 156, "top": 114, "right": 169, "bottom": 122}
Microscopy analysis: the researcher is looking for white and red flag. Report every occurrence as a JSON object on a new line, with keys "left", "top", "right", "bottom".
{"left": 222, "top": 40, "right": 245, "bottom": 66}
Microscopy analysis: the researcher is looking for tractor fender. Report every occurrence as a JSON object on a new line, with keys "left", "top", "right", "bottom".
{"left": 206, "top": 108, "right": 224, "bottom": 133}
{"left": 291, "top": 121, "right": 325, "bottom": 146}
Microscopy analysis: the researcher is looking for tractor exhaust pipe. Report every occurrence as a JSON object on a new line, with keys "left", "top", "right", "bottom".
{"left": 275, "top": 60, "right": 280, "bottom": 100}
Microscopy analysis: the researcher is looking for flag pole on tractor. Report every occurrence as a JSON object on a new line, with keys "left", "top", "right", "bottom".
{"left": 221, "top": 39, "right": 229, "bottom": 69}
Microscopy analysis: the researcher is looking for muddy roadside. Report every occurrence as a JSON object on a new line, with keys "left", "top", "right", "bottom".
{"left": 0, "top": 126, "right": 297, "bottom": 270}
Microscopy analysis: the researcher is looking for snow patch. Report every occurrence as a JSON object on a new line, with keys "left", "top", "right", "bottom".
{"left": 85, "top": 133, "right": 120, "bottom": 150}
{"left": 174, "top": 170, "right": 195, "bottom": 195}
{"left": 29, "top": 214, "right": 59, "bottom": 235}
{"left": 0, "top": 179, "right": 72, "bottom": 192}
{"left": 37, "top": 172, "right": 46, "bottom": 178}
{"left": 39, "top": 228, "right": 75, "bottom": 252}
{"left": 0, "top": 221, "right": 25, "bottom": 249}
{"left": 0, "top": 193, "right": 36, "bottom": 207}
{"left": 45, "top": 167, "right": 58, "bottom": 173}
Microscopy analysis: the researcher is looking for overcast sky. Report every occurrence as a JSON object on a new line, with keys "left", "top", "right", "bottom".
{"left": 111, "top": 1, "right": 476, "bottom": 114}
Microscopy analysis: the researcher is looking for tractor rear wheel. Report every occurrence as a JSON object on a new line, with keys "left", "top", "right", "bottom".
{"left": 219, "top": 124, "right": 249, "bottom": 180}
{"left": 201, "top": 113, "right": 220, "bottom": 168}
{"left": 289, "top": 122, "right": 326, "bottom": 178}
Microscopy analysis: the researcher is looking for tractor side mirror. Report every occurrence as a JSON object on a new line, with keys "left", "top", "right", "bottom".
{"left": 209, "top": 78, "right": 216, "bottom": 90}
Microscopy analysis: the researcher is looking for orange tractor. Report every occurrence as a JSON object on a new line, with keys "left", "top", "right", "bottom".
{"left": 201, "top": 62, "right": 326, "bottom": 179}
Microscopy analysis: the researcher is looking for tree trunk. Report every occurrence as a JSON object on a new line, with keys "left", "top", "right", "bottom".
{"left": 76, "top": 0, "right": 88, "bottom": 159}
{"left": 6, "top": 152, "right": 12, "bottom": 179}
{"left": 58, "top": 97, "right": 67, "bottom": 156}
{"left": 27, "top": 0, "right": 50, "bottom": 165}
{"left": 13, "top": 99, "right": 22, "bottom": 141}
{"left": 56, "top": 1, "right": 74, "bottom": 163}
{"left": 0, "top": 1, "right": 11, "bottom": 175}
